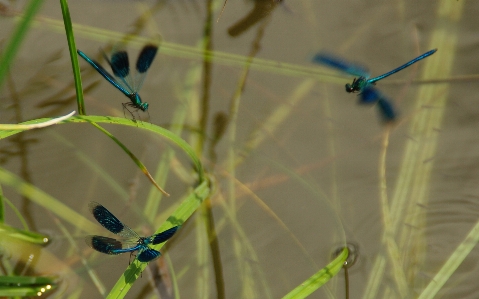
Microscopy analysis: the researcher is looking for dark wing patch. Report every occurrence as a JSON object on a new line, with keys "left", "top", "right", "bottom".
{"left": 151, "top": 226, "right": 179, "bottom": 245}
{"left": 110, "top": 51, "right": 130, "bottom": 78}
{"left": 312, "top": 52, "right": 370, "bottom": 78}
{"left": 360, "top": 86, "right": 381, "bottom": 104}
{"left": 89, "top": 201, "right": 125, "bottom": 234}
{"left": 377, "top": 98, "right": 397, "bottom": 122}
{"left": 86, "top": 236, "right": 122, "bottom": 255}
{"left": 136, "top": 45, "right": 158, "bottom": 73}
{"left": 137, "top": 248, "right": 161, "bottom": 262}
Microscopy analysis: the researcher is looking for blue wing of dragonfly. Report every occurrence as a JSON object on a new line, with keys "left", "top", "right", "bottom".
{"left": 377, "top": 98, "right": 396, "bottom": 122}
{"left": 85, "top": 235, "right": 141, "bottom": 255}
{"left": 151, "top": 226, "right": 180, "bottom": 244}
{"left": 367, "top": 49, "right": 437, "bottom": 84}
{"left": 77, "top": 50, "right": 132, "bottom": 99}
{"left": 86, "top": 202, "right": 179, "bottom": 263}
{"left": 106, "top": 50, "right": 134, "bottom": 93}
{"left": 312, "top": 52, "right": 370, "bottom": 78}
{"left": 88, "top": 201, "right": 139, "bottom": 239}
{"left": 361, "top": 86, "right": 397, "bottom": 122}
{"left": 134, "top": 45, "right": 158, "bottom": 92}
{"left": 137, "top": 248, "right": 161, "bottom": 263}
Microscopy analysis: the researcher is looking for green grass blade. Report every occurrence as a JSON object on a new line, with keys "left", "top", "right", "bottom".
{"left": 0, "top": 111, "right": 75, "bottom": 130}
{"left": 3, "top": 195, "right": 30, "bottom": 230}
{"left": 0, "top": 0, "right": 45, "bottom": 90}
{"left": 0, "top": 275, "right": 56, "bottom": 297}
{"left": 0, "top": 115, "right": 205, "bottom": 198}
{"left": 282, "top": 247, "right": 348, "bottom": 299}
{"left": 235, "top": 79, "right": 316, "bottom": 167}
{"left": 0, "top": 115, "right": 205, "bottom": 181}
{"left": 0, "top": 223, "right": 49, "bottom": 245}
{"left": 59, "top": 0, "right": 85, "bottom": 115}
{"left": 49, "top": 131, "right": 128, "bottom": 201}
{"left": 0, "top": 184, "right": 4, "bottom": 223}
{"left": 418, "top": 218, "right": 479, "bottom": 299}
{"left": 87, "top": 121, "right": 170, "bottom": 196}
{"left": 0, "top": 167, "right": 97, "bottom": 232}
{"left": 143, "top": 62, "right": 201, "bottom": 223}
{"left": 54, "top": 216, "right": 106, "bottom": 296}
{"left": 0, "top": 275, "right": 55, "bottom": 285}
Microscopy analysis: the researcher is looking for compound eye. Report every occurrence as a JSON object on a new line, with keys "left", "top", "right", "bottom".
{"left": 345, "top": 84, "right": 353, "bottom": 93}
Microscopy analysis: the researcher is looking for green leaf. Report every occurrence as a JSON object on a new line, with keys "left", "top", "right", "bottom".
{"left": 0, "top": 275, "right": 56, "bottom": 297}
{"left": 0, "top": 223, "right": 49, "bottom": 245}
{"left": 282, "top": 247, "right": 348, "bottom": 299}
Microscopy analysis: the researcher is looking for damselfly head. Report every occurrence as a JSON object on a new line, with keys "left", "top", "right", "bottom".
{"left": 139, "top": 102, "right": 149, "bottom": 112}
{"left": 345, "top": 83, "right": 354, "bottom": 93}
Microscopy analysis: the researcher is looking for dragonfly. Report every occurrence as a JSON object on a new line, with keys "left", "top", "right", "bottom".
{"left": 85, "top": 201, "right": 179, "bottom": 263}
{"left": 77, "top": 44, "right": 158, "bottom": 118}
{"left": 313, "top": 49, "right": 437, "bottom": 121}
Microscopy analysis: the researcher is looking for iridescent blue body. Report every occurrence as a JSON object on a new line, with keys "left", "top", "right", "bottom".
{"left": 86, "top": 201, "right": 179, "bottom": 263}
{"left": 313, "top": 49, "right": 437, "bottom": 121}
{"left": 77, "top": 44, "right": 158, "bottom": 114}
